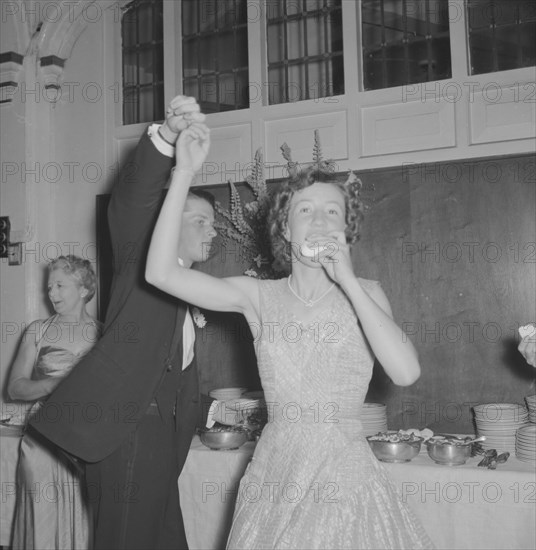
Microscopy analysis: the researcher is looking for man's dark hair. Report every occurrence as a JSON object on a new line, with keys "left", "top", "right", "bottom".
{"left": 188, "top": 189, "right": 215, "bottom": 209}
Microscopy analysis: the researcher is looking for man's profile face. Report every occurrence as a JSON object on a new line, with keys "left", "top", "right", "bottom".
{"left": 178, "top": 196, "right": 217, "bottom": 265}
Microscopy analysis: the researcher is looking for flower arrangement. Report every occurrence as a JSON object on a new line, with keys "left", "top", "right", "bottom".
{"left": 214, "top": 147, "right": 280, "bottom": 279}
{"left": 215, "top": 130, "right": 345, "bottom": 279}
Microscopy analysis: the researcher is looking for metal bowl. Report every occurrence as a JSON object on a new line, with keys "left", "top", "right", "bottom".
{"left": 366, "top": 436, "right": 423, "bottom": 463}
{"left": 426, "top": 440, "right": 472, "bottom": 465}
{"left": 200, "top": 430, "right": 248, "bottom": 451}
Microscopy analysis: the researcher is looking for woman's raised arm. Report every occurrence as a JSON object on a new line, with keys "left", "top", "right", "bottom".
{"left": 145, "top": 123, "right": 257, "bottom": 316}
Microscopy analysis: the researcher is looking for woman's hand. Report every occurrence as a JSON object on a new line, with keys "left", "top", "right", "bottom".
{"left": 308, "top": 231, "right": 355, "bottom": 285}
{"left": 159, "top": 95, "right": 206, "bottom": 144}
{"left": 175, "top": 122, "right": 211, "bottom": 175}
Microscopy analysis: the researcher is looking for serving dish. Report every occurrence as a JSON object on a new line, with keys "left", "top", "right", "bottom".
{"left": 366, "top": 431, "right": 423, "bottom": 463}
{"left": 425, "top": 435, "right": 474, "bottom": 465}
{"left": 199, "top": 428, "right": 248, "bottom": 451}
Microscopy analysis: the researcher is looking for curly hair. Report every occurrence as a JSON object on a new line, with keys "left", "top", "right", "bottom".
{"left": 268, "top": 167, "right": 364, "bottom": 272}
{"left": 48, "top": 255, "right": 97, "bottom": 303}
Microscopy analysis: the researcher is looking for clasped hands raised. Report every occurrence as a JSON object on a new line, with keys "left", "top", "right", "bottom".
{"left": 161, "top": 95, "right": 211, "bottom": 176}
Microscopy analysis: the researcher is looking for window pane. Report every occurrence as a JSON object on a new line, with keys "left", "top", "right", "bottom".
{"left": 137, "top": 2, "right": 153, "bottom": 43}
{"left": 467, "top": 0, "right": 536, "bottom": 74}
{"left": 306, "top": 15, "right": 325, "bottom": 57}
{"left": 123, "top": 87, "right": 137, "bottom": 123}
{"left": 361, "top": 0, "right": 452, "bottom": 91}
{"left": 268, "top": 66, "right": 285, "bottom": 104}
{"left": 219, "top": 73, "right": 238, "bottom": 108}
{"left": 182, "top": 0, "right": 198, "bottom": 34}
{"left": 235, "top": 70, "right": 250, "bottom": 108}
{"left": 139, "top": 87, "right": 154, "bottom": 122}
{"left": 181, "top": 0, "right": 249, "bottom": 113}
{"left": 200, "top": 75, "right": 218, "bottom": 111}
{"left": 182, "top": 39, "right": 199, "bottom": 78}
{"left": 287, "top": 19, "right": 304, "bottom": 60}
{"left": 138, "top": 49, "right": 155, "bottom": 85}
{"left": 235, "top": 27, "right": 249, "bottom": 67}
{"left": 219, "top": 32, "right": 235, "bottom": 72}
{"left": 122, "top": 10, "right": 137, "bottom": 47}
{"left": 288, "top": 64, "right": 306, "bottom": 101}
{"left": 199, "top": 35, "right": 217, "bottom": 74}
{"left": 183, "top": 78, "right": 199, "bottom": 99}
{"left": 267, "top": 22, "right": 284, "bottom": 64}
{"left": 267, "top": 0, "right": 344, "bottom": 105}
{"left": 121, "top": 0, "right": 164, "bottom": 125}
{"left": 308, "top": 60, "right": 328, "bottom": 99}
{"left": 123, "top": 52, "right": 137, "bottom": 85}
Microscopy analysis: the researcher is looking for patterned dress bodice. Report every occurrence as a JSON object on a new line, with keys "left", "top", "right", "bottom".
{"left": 256, "top": 278, "right": 375, "bottom": 436}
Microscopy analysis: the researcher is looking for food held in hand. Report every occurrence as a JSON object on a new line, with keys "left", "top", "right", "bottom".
{"left": 301, "top": 242, "right": 328, "bottom": 257}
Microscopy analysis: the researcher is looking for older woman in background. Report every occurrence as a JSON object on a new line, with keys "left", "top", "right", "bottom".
{"left": 8, "top": 255, "right": 101, "bottom": 550}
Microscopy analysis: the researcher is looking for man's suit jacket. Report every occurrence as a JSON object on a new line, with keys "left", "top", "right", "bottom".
{"left": 30, "top": 128, "right": 197, "bottom": 463}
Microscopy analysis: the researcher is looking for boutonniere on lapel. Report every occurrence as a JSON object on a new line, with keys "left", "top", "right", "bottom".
{"left": 191, "top": 307, "right": 207, "bottom": 328}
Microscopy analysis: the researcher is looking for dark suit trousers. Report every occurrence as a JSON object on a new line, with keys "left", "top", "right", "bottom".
{"left": 85, "top": 365, "right": 200, "bottom": 550}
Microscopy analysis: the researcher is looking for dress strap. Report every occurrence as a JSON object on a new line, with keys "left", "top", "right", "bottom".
{"left": 34, "top": 314, "right": 58, "bottom": 355}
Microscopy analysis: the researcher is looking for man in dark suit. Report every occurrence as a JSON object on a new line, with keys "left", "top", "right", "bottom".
{"left": 29, "top": 96, "right": 216, "bottom": 549}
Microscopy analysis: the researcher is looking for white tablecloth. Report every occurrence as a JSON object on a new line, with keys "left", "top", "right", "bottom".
{"left": 2, "top": 429, "right": 535, "bottom": 549}
{"left": 0, "top": 424, "right": 23, "bottom": 546}
{"left": 179, "top": 435, "right": 536, "bottom": 550}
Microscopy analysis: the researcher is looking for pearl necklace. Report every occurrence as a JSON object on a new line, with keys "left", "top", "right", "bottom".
{"left": 287, "top": 275, "right": 335, "bottom": 307}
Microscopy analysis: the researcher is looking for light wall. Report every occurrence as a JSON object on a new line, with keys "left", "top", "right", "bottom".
{"left": 0, "top": 6, "right": 109, "bottom": 404}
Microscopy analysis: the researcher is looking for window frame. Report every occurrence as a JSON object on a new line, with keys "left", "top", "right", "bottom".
{"left": 108, "top": 0, "right": 535, "bottom": 178}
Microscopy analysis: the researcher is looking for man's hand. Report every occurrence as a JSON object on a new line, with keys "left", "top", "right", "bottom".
{"left": 159, "top": 95, "right": 206, "bottom": 144}
{"left": 175, "top": 122, "right": 210, "bottom": 175}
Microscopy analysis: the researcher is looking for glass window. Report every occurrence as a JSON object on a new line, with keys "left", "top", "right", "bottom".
{"left": 361, "top": 0, "right": 452, "bottom": 91}
{"left": 466, "top": 0, "right": 536, "bottom": 75}
{"left": 121, "top": 0, "right": 165, "bottom": 125}
{"left": 266, "top": 0, "right": 344, "bottom": 104}
{"left": 181, "top": 0, "right": 249, "bottom": 113}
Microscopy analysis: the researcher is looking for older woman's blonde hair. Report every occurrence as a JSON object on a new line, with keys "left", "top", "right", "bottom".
{"left": 48, "top": 255, "right": 97, "bottom": 303}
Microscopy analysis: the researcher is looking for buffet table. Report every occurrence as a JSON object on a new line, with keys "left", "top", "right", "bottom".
{"left": 2, "top": 428, "right": 535, "bottom": 549}
{"left": 178, "top": 435, "right": 536, "bottom": 550}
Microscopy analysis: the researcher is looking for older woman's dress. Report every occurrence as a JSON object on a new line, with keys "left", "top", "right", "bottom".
{"left": 227, "top": 279, "right": 434, "bottom": 550}
{"left": 11, "top": 315, "right": 96, "bottom": 550}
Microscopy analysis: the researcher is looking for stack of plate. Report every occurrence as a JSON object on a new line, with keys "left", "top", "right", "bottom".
{"left": 515, "top": 424, "right": 536, "bottom": 463}
{"left": 209, "top": 387, "right": 247, "bottom": 400}
{"left": 243, "top": 390, "right": 265, "bottom": 400}
{"left": 361, "top": 403, "right": 388, "bottom": 436}
{"left": 223, "top": 397, "right": 263, "bottom": 411}
{"left": 525, "top": 395, "right": 536, "bottom": 423}
{"left": 473, "top": 403, "right": 529, "bottom": 453}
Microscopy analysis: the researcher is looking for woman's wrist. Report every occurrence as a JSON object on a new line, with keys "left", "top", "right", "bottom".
{"left": 175, "top": 167, "right": 196, "bottom": 177}
{"left": 173, "top": 166, "right": 195, "bottom": 180}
